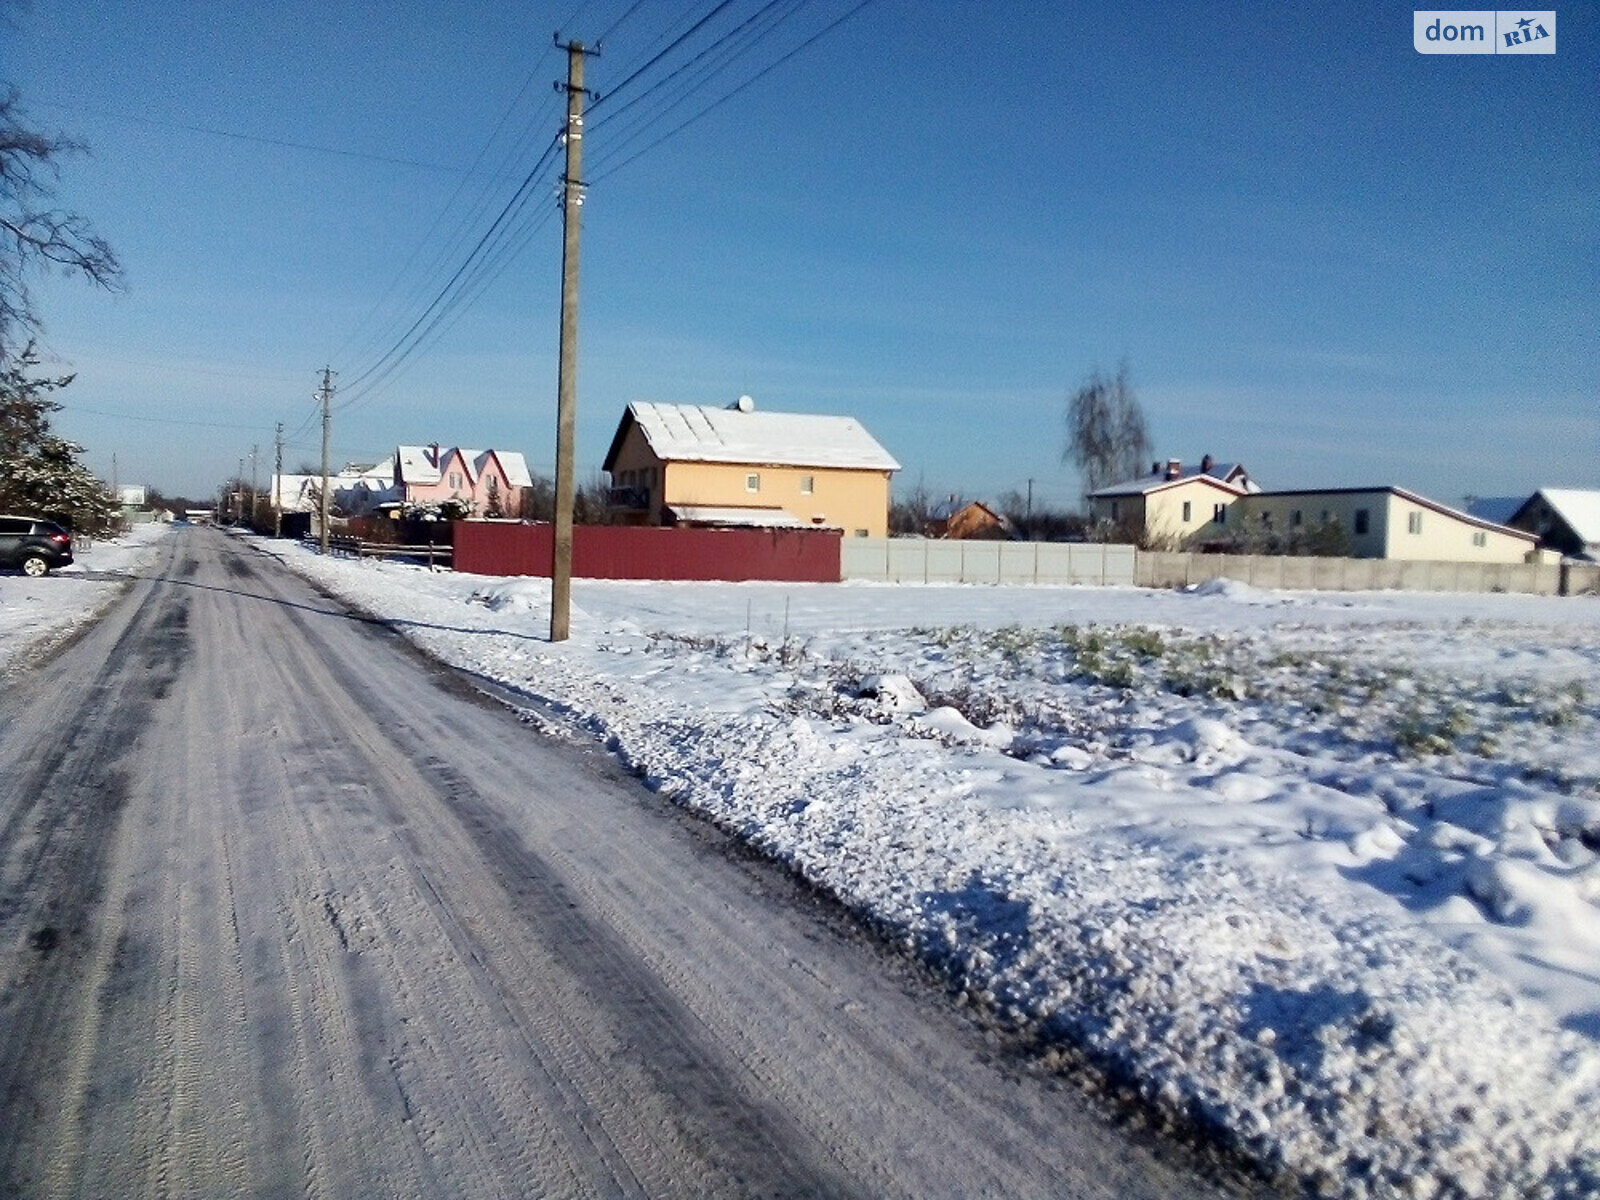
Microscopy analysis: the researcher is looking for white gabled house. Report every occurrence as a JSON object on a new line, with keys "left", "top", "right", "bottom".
{"left": 1238, "top": 487, "right": 1540, "bottom": 563}
{"left": 1090, "top": 456, "right": 1540, "bottom": 562}
{"left": 1088, "top": 455, "right": 1260, "bottom": 547}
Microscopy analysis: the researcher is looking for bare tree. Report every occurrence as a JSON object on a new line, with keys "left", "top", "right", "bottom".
{"left": 1064, "top": 361, "right": 1151, "bottom": 502}
{"left": 0, "top": 87, "right": 123, "bottom": 361}
{"left": 889, "top": 480, "right": 937, "bottom": 535}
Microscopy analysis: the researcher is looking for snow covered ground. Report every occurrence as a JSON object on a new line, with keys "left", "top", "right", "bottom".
{"left": 7, "top": 524, "right": 1599, "bottom": 1197}
{"left": 0, "top": 522, "right": 173, "bottom": 676}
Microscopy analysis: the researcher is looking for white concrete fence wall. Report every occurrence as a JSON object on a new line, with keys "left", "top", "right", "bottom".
{"left": 842, "top": 539, "right": 1136, "bottom": 586}
{"left": 842, "top": 539, "right": 1600, "bottom": 597}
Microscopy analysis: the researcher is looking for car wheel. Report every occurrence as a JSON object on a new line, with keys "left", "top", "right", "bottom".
{"left": 20, "top": 554, "right": 49, "bottom": 577}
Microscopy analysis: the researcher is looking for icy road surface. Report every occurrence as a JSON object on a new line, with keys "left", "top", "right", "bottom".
{"left": 0, "top": 527, "right": 1236, "bottom": 1198}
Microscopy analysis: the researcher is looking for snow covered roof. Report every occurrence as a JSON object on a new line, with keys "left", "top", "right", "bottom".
{"left": 666, "top": 505, "right": 807, "bottom": 529}
{"left": 1092, "top": 458, "right": 1258, "bottom": 498}
{"left": 394, "top": 446, "right": 533, "bottom": 489}
{"left": 606, "top": 401, "right": 900, "bottom": 473}
{"left": 1526, "top": 488, "right": 1600, "bottom": 548}
{"left": 395, "top": 446, "right": 443, "bottom": 486}
{"left": 468, "top": 449, "right": 533, "bottom": 489}
{"left": 1092, "top": 470, "right": 1252, "bottom": 498}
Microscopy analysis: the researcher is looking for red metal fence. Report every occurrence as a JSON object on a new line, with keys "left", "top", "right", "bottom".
{"left": 453, "top": 521, "right": 843, "bottom": 583}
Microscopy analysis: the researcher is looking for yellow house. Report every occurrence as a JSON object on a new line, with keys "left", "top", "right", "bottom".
{"left": 602, "top": 398, "right": 900, "bottom": 538}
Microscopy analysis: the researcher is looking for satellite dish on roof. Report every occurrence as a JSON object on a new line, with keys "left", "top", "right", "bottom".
{"left": 733, "top": 394, "right": 755, "bottom": 412}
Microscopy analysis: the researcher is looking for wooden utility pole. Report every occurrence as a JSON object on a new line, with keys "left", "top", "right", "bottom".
{"left": 318, "top": 367, "right": 335, "bottom": 554}
{"left": 550, "top": 38, "right": 590, "bottom": 642}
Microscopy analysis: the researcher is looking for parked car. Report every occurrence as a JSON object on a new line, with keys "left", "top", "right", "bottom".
{"left": 0, "top": 515, "right": 74, "bottom": 576}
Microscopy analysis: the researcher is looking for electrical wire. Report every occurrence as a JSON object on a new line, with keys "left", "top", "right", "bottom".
{"left": 589, "top": 0, "right": 797, "bottom": 138}
{"left": 310, "top": 0, "right": 873, "bottom": 424}
{"left": 327, "top": 53, "right": 561, "bottom": 367}
{"left": 590, "top": 1, "right": 734, "bottom": 111}
{"left": 333, "top": 133, "right": 565, "bottom": 413}
{"left": 592, "top": 0, "right": 874, "bottom": 183}
{"left": 596, "top": 0, "right": 651, "bottom": 47}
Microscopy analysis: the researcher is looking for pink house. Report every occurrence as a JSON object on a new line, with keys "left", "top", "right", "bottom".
{"left": 392, "top": 444, "right": 535, "bottom": 518}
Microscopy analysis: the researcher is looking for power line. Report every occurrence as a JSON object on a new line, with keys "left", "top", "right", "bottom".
{"left": 590, "top": 1, "right": 735, "bottom": 110}
{"left": 35, "top": 101, "right": 471, "bottom": 174}
{"left": 56, "top": 404, "right": 269, "bottom": 433}
{"left": 328, "top": 47, "right": 568, "bottom": 371}
{"left": 589, "top": 0, "right": 799, "bottom": 139}
{"left": 592, "top": 0, "right": 874, "bottom": 183}
{"left": 313, "top": 0, "right": 873, "bottom": 422}
{"left": 596, "top": 0, "right": 652, "bottom": 46}
{"left": 333, "top": 133, "right": 566, "bottom": 412}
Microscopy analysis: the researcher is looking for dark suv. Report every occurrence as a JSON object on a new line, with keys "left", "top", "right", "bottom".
{"left": 0, "top": 516, "right": 74, "bottom": 576}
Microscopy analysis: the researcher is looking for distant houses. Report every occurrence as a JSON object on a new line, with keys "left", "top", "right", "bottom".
{"left": 1089, "top": 455, "right": 1543, "bottom": 564}
{"left": 271, "top": 444, "right": 535, "bottom": 521}
{"left": 602, "top": 397, "right": 900, "bottom": 538}
{"left": 926, "top": 499, "right": 1013, "bottom": 541}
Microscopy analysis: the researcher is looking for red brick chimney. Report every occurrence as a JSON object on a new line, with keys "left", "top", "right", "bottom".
{"left": 1165, "top": 458, "right": 1182, "bottom": 481}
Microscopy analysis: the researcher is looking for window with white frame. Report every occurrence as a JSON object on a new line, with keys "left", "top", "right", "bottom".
{"left": 1472, "top": 530, "right": 1487, "bottom": 547}
{"left": 800, "top": 475, "right": 815, "bottom": 494}
{"left": 1181, "top": 500, "right": 1192, "bottom": 523}
{"left": 746, "top": 473, "right": 760, "bottom": 493}
{"left": 1407, "top": 511, "right": 1423, "bottom": 535}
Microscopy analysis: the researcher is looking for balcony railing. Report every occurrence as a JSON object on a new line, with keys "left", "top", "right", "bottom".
{"left": 606, "top": 487, "right": 650, "bottom": 511}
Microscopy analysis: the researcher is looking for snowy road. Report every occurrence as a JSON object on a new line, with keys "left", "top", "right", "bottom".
{"left": 0, "top": 527, "right": 1238, "bottom": 1199}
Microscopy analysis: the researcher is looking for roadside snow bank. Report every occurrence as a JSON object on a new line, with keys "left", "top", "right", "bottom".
{"left": 261, "top": 541, "right": 1600, "bottom": 1198}
{"left": 0, "top": 523, "right": 172, "bottom": 675}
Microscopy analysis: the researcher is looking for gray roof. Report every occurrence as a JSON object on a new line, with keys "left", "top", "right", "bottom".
{"left": 1466, "top": 496, "right": 1526, "bottom": 525}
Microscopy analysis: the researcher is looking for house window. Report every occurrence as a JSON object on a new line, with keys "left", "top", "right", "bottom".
{"left": 1213, "top": 503, "right": 1226, "bottom": 525}
{"left": 854, "top": 529, "right": 869, "bottom": 538}
{"left": 1181, "top": 500, "right": 1192, "bottom": 523}
{"left": 1407, "top": 511, "right": 1423, "bottom": 535}
{"left": 1472, "top": 531, "right": 1487, "bottom": 547}
{"left": 449, "top": 471, "right": 462, "bottom": 488}
{"left": 1354, "top": 509, "right": 1370, "bottom": 536}
{"left": 800, "top": 475, "right": 815, "bottom": 494}
{"left": 1261, "top": 511, "right": 1272, "bottom": 529}
{"left": 1320, "top": 510, "right": 1331, "bottom": 525}
{"left": 746, "top": 473, "right": 760, "bottom": 493}
{"left": 1110, "top": 500, "right": 1120, "bottom": 521}
{"left": 1291, "top": 509, "right": 1303, "bottom": 528}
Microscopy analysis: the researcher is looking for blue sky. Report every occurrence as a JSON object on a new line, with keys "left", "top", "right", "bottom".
{"left": 9, "top": 1, "right": 1596, "bottom": 511}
